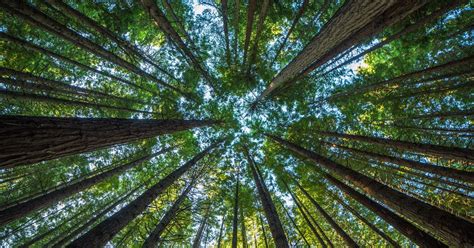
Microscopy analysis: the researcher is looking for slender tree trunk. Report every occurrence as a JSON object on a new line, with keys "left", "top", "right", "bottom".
{"left": 143, "top": 181, "right": 195, "bottom": 247}
{"left": 382, "top": 109, "right": 474, "bottom": 122}
{"left": 140, "top": 0, "right": 215, "bottom": 89}
{"left": 0, "top": 32, "right": 152, "bottom": 95}
{"left": 325, "top": 142, "right": 474, "bottom": 183}
{"left": 277, "top": 198, "right": 311, "bottom": 247}
{"left": 270, "top": 0, "right": 308, "bottom": 67}
{"left": 321, "top": 0, "right": 465, "bottom": 77}
{"left": 247, "top": 0, "right": 270, "bottom": 75}
{"left": 0, "top": 147, "right": 172, "bottom": 226}
{"left": 315, "top": 130, "right": 474, "bottom": 162}
{"left": 240, "top": 204, "right": 248, "bottom": 248}
{"left": 242, "top": 0, "right": 256, "bottom": 65}
{"left": 268, "top": 134, "right": 473, "bottom": 247}
{"left": 65, "top": 141, "right": 221, "bottom": 247}
{"left": 217, "top": 214, "right": 226, "bottom": 248}
{"left": 232, "top": 175, "right": 239, "bottom": 248}
{"left": 258, "top": 213, "right": 269, "bottom": 248}
{"left": 284, "top": 180, "right": 327, "bottom": 247}
{"left": 245, "top": 148, "right": 289, "bottom": 248}
{"left": 192, "top": 207, "right": 210, "bottom": 248}
{"left": 221, "top": 0, "right": 231, "bottom": 66}
{"left": 0, "top": 1, "right": 194, "bottom": 99}
{"left": 255, "top": 0, "right": 427, "bottom": 104}
{"left": 0, "top": 115, "right": 217, "bottom": 168}
{"left": 295, "top": 181, "right": 358, "bottom": 247}
{"left": 233, "top": 0, "right": 240, "bottom": 64}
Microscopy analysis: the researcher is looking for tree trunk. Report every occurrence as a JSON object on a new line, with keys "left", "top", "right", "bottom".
{"left": 140, "top": 0, "right": 215, "bottom": 89}
{"left": 221, "top": 0, "right": 231, "bottom": 66}
{"left": 232, "top": 175, "right": 239, "bottom": 248}
{"left": 217, "top": 214, "right": 226, "bottom": 248}
{"left": 242, "top": 0, "right": 256, "bottom": 65}
{"left": 192, "top": 207, "right": 210, "bottom": 248}
{"left": 0, "top": 1, "right": 194, "bottom": 99}
{"left": 295, "top": 181, "right": 358, "bottom": 247}
{"left": 270, "top": 0, "right": 308, "bottom": 67}
{"left": 258, "top": 213, "right": 269, "bottom": 248}
{"left": 247, "top": 0, "right": 270, "bottom": 75}
{"left": 0, "top": 147, "right": 173, "bottom": 226}
{"left": 233, "top": 0, "right": 240, "bottom": 64}
{"left": 268, "top": 134, "right": 473, "bottom": 247}
{"left": 245, "top": 148, "right": 289, "bottom": 248}
{"left": 240, "top": 204, "right": 248, "bottom": 248}
{"left": 143, "top": 181, "right": 194, "bottom": 248}
{"left": 0, "top": 115, "right": 217, "bottom": 168}
{"left": 255, "top": 0, "right": 427, "bottom": 104}
{"left": 66, "top": 141, "right": 221, "bottom": 247}
{"left": 316, "top": 130, "right": 474, "bottom": 162}
{"left": 0, "top": 32, "right": 152, "bottom": 95}
{"left": 324, "top": 142, "right": 474, "bottom": 183}
{"left": 277, "top": 198, "right": 311, "bottom": 247}
{"left": 284, "top": 181, "right": 326, "bottom": 248}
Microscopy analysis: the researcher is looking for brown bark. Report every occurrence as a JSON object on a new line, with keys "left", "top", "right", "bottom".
{"left": 268, "top": 134, "right": 473, "bottom": 247}
{"left": 0, "top": 1, "right": 193, "bottom": 99}
{"left": 255, "top": 0, "right": 427, "bottom": 104}
{"left": 232, "top": 175, "right": 239, "bottom": 248}
{"left": 283, "top": 181, "right": 326, "bottom": 248}
{"left": 221, "top": 0, "right": 231, "bottom": 66}
{"left": 0, "top": 32, "right": 152, "bottom": 95}
{"left": 245, "top": 148, "right": 289, "bottom": 248}
{"left": 0, "top": 147, "right": 173, "bottom": 226}
{"left": 233, "top": 0, "right": 240, "bottom": 63}
{"left": 316, "top": 130, "right": 474, "bottom": 162}
{"left": 270, "top": 0, "right": 309, "bottom": 67}
{"left": 45, "top": 0, "right": 177, "bottom": 82}
{"left": 143, "top": 181, "right": 194, "bottom": 248}
{"left": 66, "top": 141, "right": 221, "bottom": 247}
{"left": 295, "top": 181, "right": 359, "bottom": 247}
{"left": 140, "top": 0, "right": 215, "bottom": 88}
{"left": 242, "top": 0, "right": 257, "bottom": 65}
{"left": 0, "top": 115, "right": 217, "bottom": 168}
{"left": 324, "top": 142, "right": 474, "bottom": 183}
{"left": 247, "top": 0, "right": 271, "bottom": 74}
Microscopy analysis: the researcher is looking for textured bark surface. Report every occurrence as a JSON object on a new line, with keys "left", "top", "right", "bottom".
{"left": 316, "top": 130, "right": 474, "bottom": 162}
{"left": 67, "top": 141, "right": 221, "bottom": 247}
{"left": 269, "top": 134, "right": 473, "bottom": 247}
{"left": 256, "top": 0, "right": 427, "bottom": 102}
{"left": 295, "top": 181, "right": 358, "bottom": 247}
{"left": 328, "top": 142, "right": 474, "bottom": 183}
{"left": 0, "top": 148, "right": 171, "bottom": 226}
{"left": 0, "top": 1, "right": 193, "bottom": 98}
{"left": 140, "top": 0, "right": 215, "bottom": 88}
{"left": 242, "top": 0, "right": 256, "bottom": 64}
{"left": 246, "top": 149, "right": 289, "bottom": 248}
{"left": 0, "top": 116, "right": 216, "bottom": 168}
{"left": 143, "top": 182, "right": 194, "bottom": 247}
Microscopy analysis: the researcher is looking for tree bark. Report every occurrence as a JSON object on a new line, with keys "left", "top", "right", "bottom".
{"left": 233, "top": 0, "right": 240, "bottom": 64}
{"left": 143, "top": 181, "right": 194, "bottom": 248}
{"left": 221, "top": 0, "right": 231, "bottom": 66}
{"left": 277, "top": 198, "right": 311, "bottom": 247}
{"left": 217, "top": 214, "right": 226, "bottom": 248}
{"left": 242, "top": 0, "right": 257, "bottom": 65}
{"left": 192, "top": 207, "right": 210, "bottom": 248}
{"left": 268, "top": 134, "right": 473, "bottom": 247}
{"left": 325, "top": 142, "right": 474, "bottom": 183}
{"left": 0, "top": 147, "right": 173, "bottom": 226}
{"left": 295, "top": 181, "right": 358, "bottom": 247}
{"left": 140, "top": 0, "right": 215, "bottom": 89}
{"left": 316, "top": 130, "right": 474, "bottom": 162}
{"left": 0, "top": 32, "right": 152, "bottom": 95}
{"left": 0, "top": 1, "right": 194, "bottom": 99}
{"left": 245, "top": 147, "right": 289, "bottom": 248}
{"left": 258, "top": 213, "right": 269, "bottom": 248}
{"left": 247, "top": 0, "right": 270, "bottom": 75}
{"left": 232, "top": 175, "right": 239, "bottom": 248}
{"left": 255, "top": 0, "right": 427, "bottom": 104}
{"left": 66, "top": 141, "right": 221, "bottom": 247}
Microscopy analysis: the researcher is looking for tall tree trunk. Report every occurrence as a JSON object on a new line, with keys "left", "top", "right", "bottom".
{"left": 277, "top": 198, "right": 311, "bottom": 247}
{"left": 44, "top": 0, "right": 176, "bottom": 82}
{"left": 217, "top": 214, "right": 226, "bottom": 248}
{"left": 245, "top": 147, "right": 289, "bottom": 248}
{"left": 192, "top": 207, "right": 210, "bottom": 248}
{"left": 140, "top": 0, "right": 215, "bottom": 89}
{"left": 254, "top": 0, "right": 427, "bottom": 104}
{"left": 242, "top": 0, "right": 257, "bottom": 65}
{"left": 0, "top": 148, "right": 172, "bottom": 226}
{"left": 321, "top": 0, "right": 465, "bottom": 77}
{"left": 233, "top": 0, "right": 240, "bottom": 64}
{"left": 329, "top": 191, "right": 400, "bottom": 248}
{"left": 221, "top": 0, "right": 231, "bottom": 66}
{"left": 284, "top": 181, "right": 326, "bottom": 248}
{"left": 0, "top": 32, "right": 152, "bottom": 95}
{"left": 65, "top": 141, "right": 222, "bottom": 248}
{"left": 295, "top": 181, "right": 358, "bottom": 247}
{"left": 258, "top": 213, "right": 269, "bottom": 248}
{"left": 316, "top": 130, "right": 474, "bottom": 162}
{"left": 143, "top": 181, "right": 195, "bottom": 248}
{"left": 324, "top": 142, "right": 474, "bottom": 183}
{"left": 232, "top": 175, "right": 239, "bottom": 248}
{"left": 268, "top": 134, "right": 474, "bottom": 247}
{"left": 247, "top": 0, "right": 271, "bottom": 75}
{"left": 0, "top": 115, "right": 217, "bottom": 168}
{"left": 240, "top": 204, "right": 248, "bottom": 248}
{"left": 0, "top": 1, "right": 193, "bottom": 99}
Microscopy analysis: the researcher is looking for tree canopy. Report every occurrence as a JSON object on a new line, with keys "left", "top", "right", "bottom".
{"left": 0, "top": 0, "right": 473, "bottom": 247}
